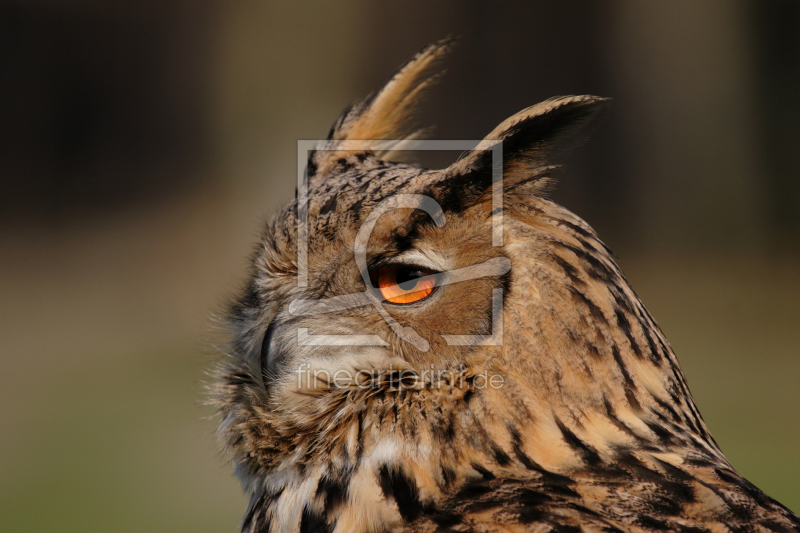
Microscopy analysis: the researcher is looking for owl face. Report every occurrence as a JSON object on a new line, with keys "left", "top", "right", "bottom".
{"left": 258, "top": 157, "right": 506, "bottom": 390}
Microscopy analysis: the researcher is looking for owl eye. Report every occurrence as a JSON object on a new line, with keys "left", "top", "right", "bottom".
{"left": 371, "top": 265, "right": 438, "bottom": 304}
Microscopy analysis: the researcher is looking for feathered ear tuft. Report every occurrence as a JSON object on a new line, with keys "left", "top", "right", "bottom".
{"left": 436, "top": 95, "right": 610, "bottom": 207}
{"left": 307, "top": 40, "right": 451, "bottom": 183}
{"left": 328, "top": 39, "right": 452, "bottom": 143}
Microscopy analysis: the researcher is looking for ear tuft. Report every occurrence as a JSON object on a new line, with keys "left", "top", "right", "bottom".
{"left": 307, "top": 40, "right": 452, "bottom": 184}
{"left": 328, "top": 39, "right": 452, "bottom": 142}
{"left": 447, "top": 95, "right": 611, "bottom": 198}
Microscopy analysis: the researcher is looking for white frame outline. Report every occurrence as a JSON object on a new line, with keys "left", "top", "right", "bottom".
{"left": 293, "top": 139, "right": 505, "bottom": 350}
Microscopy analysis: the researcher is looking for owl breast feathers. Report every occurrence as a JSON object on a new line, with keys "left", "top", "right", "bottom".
{"left": 214, "top": 42, "right": 799, "bottom": 533}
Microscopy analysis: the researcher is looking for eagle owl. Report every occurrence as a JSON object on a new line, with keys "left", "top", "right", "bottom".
{"left": 214, "top": 42, "right": 799, "bottom": 532}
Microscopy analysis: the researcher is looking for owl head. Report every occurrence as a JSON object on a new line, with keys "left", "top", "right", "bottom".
{"left": 215, "top": 42, "right": 722, "bottom": 531}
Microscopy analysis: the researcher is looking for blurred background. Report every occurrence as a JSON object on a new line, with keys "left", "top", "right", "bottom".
{"left": 1, "top": 1, "right": 798, "bottom": 531}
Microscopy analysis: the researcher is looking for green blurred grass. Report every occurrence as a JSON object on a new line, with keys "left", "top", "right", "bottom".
{"left": 0, "top": 345, "right": 245, "bottom": 533}
{"left": 625, "top": 254, "right": 800, "bottom": 512}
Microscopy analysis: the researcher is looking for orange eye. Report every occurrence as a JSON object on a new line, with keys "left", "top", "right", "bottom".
{"left": 373, "top": 265, "right": 437, "bottom": 304}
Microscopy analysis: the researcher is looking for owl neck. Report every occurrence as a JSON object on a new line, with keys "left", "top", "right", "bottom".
{"left": 237, "top": 359, "right": 727, "bottom": 533}
{"left": 495, "top": 209, "right": 727, "bottom": 465}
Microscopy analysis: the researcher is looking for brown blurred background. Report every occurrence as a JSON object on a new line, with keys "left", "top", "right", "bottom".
{"left": 1, "top": 1, "right": 798, "bottom": 531}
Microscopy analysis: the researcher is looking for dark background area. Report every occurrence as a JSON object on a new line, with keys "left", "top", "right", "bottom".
{"left": 1, "top": 1, "right": 798, "bottom": 531}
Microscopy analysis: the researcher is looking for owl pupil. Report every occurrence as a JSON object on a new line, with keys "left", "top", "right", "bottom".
{"left": 396, "top": 267, "right": 422, "bottom": 291}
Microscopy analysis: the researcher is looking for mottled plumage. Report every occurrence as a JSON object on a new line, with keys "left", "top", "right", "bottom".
{"left": 214, "top": 42, "right": 799, "bottom": 532}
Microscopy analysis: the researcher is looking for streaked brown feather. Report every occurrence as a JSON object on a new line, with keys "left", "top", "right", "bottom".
{"left": 213, "top": 42, "right": 800, "bottom": 533}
